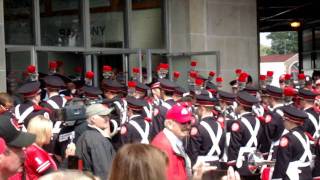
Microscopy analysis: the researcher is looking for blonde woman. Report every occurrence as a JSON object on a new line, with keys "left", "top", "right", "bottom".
{"left": 24, "top": 115, "right": 57, "bottom": 179}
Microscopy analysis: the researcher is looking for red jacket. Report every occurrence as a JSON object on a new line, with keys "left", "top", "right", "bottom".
{"left": 24, "top": 144, "right": 57, "bottom": 180}
{"left": 152, "top": 131, "right": 188, "bottom": 180}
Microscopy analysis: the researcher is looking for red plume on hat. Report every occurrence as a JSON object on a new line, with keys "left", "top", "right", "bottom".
{"left": 216, "top": 77, "right": 223, "bottom": 83}
{"left": 127, "top": 81, "right": 136, "bottom": 97}
{"left": 284, "top": 73, "right": 292, "bottom": 85}
{"left": 159, "top": 63, "right": 169, "bottom": 70}
{"left": 190, "top": 60, "right": 197, "bottom": 71}
{"left": 298, "top": 73, "right": 305, "bottom": 80}
{"left": 27, "top": 65, "right": 38, "bottom": 81}
{"left": 132, "top": 67, "right": 140, "bottom": 81}
{"left": 267, "top": 71, "right": 273, "bottom": 77}
{"left": 103, "top": 65, "right": 112, "bottom": 72}
{"left": 157, "top": 63, "right": 169, "bottom": 79}
{"left": 86, "top": 71, "right": 94, "bottom": 79}
{"left": 235, "top": 69, "right": 242, "bottom": 75}
{"left": 237, "top": 72, "right": 248, "bottom": 90}
{"left": 188, "top": 70, "right": 197, "bottom": 86}
{"left": 190, "top": 60, "right": 197, "bottom": 67}
{"left": 49, "top": 61, "right": 58, "bottom": 74}
{"left": 285, "top": 74, "right": 291, "bottom": 81}
{"left": 298, "top": 73, "right": 305, "bottom": 88}
{"left": 216, "top": 77, "right": 223, "bottom": 88}
{"left": 238, "top": 72, "right": 248, "bottom": 83}
{"left": 27, "top": 65, "right": 36, "bottom": 74}
{"left": 189, "top": 71, "right": 198, "bottom": 79}
{"left": 195, "top": 78, "right": 204, "bottom": 86}
{"left": 207, "top": 71, "right": 215, "bottom": 82}
{"left": 209, "top": 71, "right": 215, "bottom": 77}
{"left": 284, "top": 86, "right": 297, "bottom": 97}
{"left": 173, "top": 71, "right": 180, "bottom": 81}
{"left": 128, "top": 81, "right": 136, "bottom": 88}
{"left": 85, "top": 71, "right": 94, "bottom": 86}
{"left": 195, "top": 78, "right": 204, "bottom": 95}
{"left": 260, "top": 75, "right": 267, "bottom": 89}
{"left": 259, "top": 75, "right": 267, "bottom": 81}
{"left": 266, "top": 71, "right": 273, "bottom": 85}
{"left": 133, "top": 67, "right": 140, "bottom": 74}
{"left": 103, "top": 65, "right": 113, "bottom": 79}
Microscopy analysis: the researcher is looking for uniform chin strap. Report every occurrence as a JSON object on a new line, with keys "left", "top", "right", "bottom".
{"left": 110, "top": 119, "right": 119, "bottom": 137}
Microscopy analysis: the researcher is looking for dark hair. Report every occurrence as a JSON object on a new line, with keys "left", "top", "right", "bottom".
{"left": 163, "top": 91, "right": 174, "bottom": 97}
{"left": 108, "top": 144, "right": 168, "bottom": 180}
{"left": 0, "top": 93, "right": 13, "bottom": 107}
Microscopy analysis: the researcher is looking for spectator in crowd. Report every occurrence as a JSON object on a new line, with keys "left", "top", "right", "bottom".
{"left": 0, "top": 92, "right": 14, "bottom": 113}
{"left": 109, "top": 143, "right": 168, "bottom": 180}
{"left": 24, "top": 115, "right": 57, "bottom": 179}
{"left": 0, "top": 112, "right": 36, "bottom": 180}
{"left": 39, "top": 170, "right": 98, "bottom": 180}
{"left": 0, "top": 137, "right": 25, "bottom": 180}
{"left": 76, "top": 103, "right": 115, "bottom": 180}
{"left": 152, "top": 104, "right": 193, "bottom": 180}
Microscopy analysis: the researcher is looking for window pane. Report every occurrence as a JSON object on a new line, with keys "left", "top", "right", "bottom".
{"left": 132, "top": 0, "right": 164, "bottom": 49}
{"left": 315, "top": 28, "right": 320, "bottom": 50}
{"left": 40, "top": 0, "right": 83, "bottom": 47}
{"left": 4, "top": 0, "right": 34, "bottom": 45}
{"left": 303, "top": 29, "right": 312, "bottom": 52}
{"left": 303, "top": 53, "right": 312, "bottom": 70}
{"left": 37, "top": 52, "right": 85, "bottom": 78}
{"left": 6, "top": 51, "right": 31, "bottom": 93}
{"left": 90, "top": 0, "right": 125, "bottom": 48}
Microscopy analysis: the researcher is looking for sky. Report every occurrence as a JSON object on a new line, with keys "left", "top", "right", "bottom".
{"left": 260, "top": 32, "right": 271, "bottom": 47}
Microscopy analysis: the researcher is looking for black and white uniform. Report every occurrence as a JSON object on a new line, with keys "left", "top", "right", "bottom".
{"left": 303, "top": 107, "right": 320, "bottom": 139}
{"left": 272, "top": 127, "right": 313, "bottom": 180}
{"left": 228, "top": 112, "right": 264, "bottom": 176}
{"left": 264, "top": 104, "right": 288, "bottom": 160}
{"left": 13, "top": 101, "right": 37, "bottom": 130}
{"left": 187, "top": 116, "right": 225, "bottom": 166}
{"left": 120, "top": 114, "right": 151, "bottom": 144}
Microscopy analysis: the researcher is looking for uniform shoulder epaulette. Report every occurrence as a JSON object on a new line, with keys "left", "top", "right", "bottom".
{"left": 279, "top": 136, "right": 289, "bottom": 148}
{"left": 120, "top": 125, "right": 128, "bottom": 135}
{"left": 231, "top": 121, "right": 240, "bottom": 132}
{"left": 190, "top": 126, "right": 199, "bottom": 136}
{"left": 153, "top": 108, "right": 159, "bottom": 116}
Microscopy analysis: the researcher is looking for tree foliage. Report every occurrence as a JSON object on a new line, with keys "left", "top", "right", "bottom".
{"left": 260, "top": 45, "right": 271, "bottom": 56}
{"left": 266, "top": 32, "right": 298, "bottom": 55}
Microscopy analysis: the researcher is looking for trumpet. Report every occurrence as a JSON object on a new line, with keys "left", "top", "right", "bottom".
{"left": 248, "top": 151, "right": 276, "bottom": 167}
{"left": 247, "top": 151, "right": 276, "bottom": 174}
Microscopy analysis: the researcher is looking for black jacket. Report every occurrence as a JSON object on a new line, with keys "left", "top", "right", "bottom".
{"left": 76, "top": 126, "right": 115, "bottom": 180}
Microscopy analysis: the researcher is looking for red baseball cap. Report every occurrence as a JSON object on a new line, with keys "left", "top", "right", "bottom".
{"left": 166, "top": 104, "right": 192, "bottom": 124}
{"left": 0, "top": 138, "right": 6, "bottom": 154}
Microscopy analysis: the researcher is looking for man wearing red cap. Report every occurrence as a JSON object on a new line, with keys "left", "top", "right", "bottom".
{"left": 152, "top": 104, "right": 193, "bottom": 180}
{"left": 150, "top": 79, "right": 178, "bottom": 139}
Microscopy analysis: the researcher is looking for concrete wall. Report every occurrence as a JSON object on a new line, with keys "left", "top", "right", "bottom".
{"left": 0, "top": 0, "right": 5, "bottom": 92}
{"left": 170, "top": 0, "right": 258, "bottom": 91}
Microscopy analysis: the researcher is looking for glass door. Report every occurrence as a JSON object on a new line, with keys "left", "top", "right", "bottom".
{"left": 5, "top": 46, "right": 34, "bottom": 93}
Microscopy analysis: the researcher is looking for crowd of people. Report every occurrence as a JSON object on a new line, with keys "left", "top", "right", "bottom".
{"left": 1, "top": 60, "right": 320, "bottom": 180}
